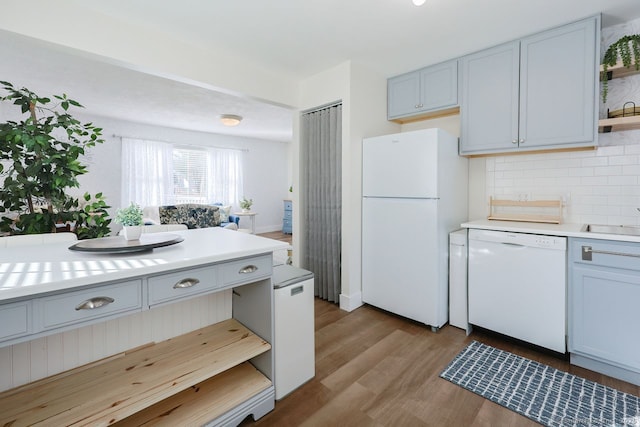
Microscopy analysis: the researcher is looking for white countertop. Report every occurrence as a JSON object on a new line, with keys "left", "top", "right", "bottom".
{"left": 461, "top": 219, "right": 640, "bottom": 243}
{"left": 0, "top": 228, "right": 289, "bottom": 302}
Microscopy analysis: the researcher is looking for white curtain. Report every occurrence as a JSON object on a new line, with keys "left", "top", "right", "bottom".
{"left": 206, "top": 147, "right": 244, "bottom": 206}
{"left": 121, "top": 138, "right": 174, "bottom": 207}
{"left": 301, "top": 103, "right": 342, "bottom": 303}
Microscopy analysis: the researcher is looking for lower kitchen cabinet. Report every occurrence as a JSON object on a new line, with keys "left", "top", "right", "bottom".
{"left": 569, "top": 238, "right": 640, "bottom": 385}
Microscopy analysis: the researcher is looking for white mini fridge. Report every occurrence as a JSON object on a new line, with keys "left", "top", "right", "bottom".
{"left": 273, "top": 264, "right": 315, "bottom": 400}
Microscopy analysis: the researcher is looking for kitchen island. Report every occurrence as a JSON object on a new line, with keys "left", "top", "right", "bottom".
{"left": 0, "top": 228, "right": 289, "bottom": 426}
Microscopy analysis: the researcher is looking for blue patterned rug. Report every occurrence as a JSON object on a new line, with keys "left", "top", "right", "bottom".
{"left": 440, "top": 341, "right": 640, "bottom": 427}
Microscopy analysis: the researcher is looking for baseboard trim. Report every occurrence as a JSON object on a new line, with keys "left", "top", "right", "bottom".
{"left": 339, "top": 292, "right": 363, "bottom": 312}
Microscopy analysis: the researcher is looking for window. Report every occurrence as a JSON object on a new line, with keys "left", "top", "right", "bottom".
{"left": 173, "top": 147, "right": 208, "bottom": 204}
{"left": 121, "top": 138, "right": 243, "bottom": 208}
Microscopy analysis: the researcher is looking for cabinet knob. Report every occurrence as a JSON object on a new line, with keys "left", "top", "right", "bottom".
{"left": 519, "top": 139, "right": 525, "bottom": 144}
{"left": 414, "top": 104, "right": 421, "bottom": 109}
{"left": 75, "top": 296, "right": 114, "bottom": 310}
{"left": 512, "top": 139, "right": 518, "bottom": 144}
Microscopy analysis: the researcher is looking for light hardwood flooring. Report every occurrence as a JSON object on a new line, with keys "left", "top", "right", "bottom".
{"left": 242, "top": 299, "right": 640, "bottom": 426}
{"left": 257, "top": 230, "right": 292, "bottom": 244}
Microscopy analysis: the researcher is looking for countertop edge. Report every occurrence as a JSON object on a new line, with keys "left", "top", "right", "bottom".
{"left": 461, "top": 219, "right": 640, "bottom": 243}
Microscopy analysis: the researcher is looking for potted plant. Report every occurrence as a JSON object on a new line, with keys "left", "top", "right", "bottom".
{"left": 601, "top": 34, "right": 640, "bottom": 103}
{"left": 240, "top": 197, "right": 253, "bottom": 212}
{"left": 0, "top": 81, "right": 110, "bottom": 238}
{"left": 115, "top": 203, "right": 144, "bottom": 240}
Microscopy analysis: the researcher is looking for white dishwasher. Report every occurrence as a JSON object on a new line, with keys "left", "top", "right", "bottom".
{"left": 468, "top": 228, "right": 567, "bottom": 353}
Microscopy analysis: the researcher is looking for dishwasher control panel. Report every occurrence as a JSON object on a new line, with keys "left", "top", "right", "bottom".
{"left": 468, "top": 229, "right": 567, "bottom": 250}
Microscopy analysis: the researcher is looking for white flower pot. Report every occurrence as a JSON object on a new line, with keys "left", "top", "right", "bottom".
{"left": 122, "top": 225, "right": 142, "bottom": 241}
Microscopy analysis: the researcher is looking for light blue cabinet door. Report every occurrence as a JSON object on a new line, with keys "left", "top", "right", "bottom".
{"left": 520, "top": 18, "right": 597, "bottom": 149}
{"left": 460, "top": 16, "right": 599, "bottom": 156}
{"left": 387, "top": 60, "right": 458, "bottom": 120}
{"left": 387, "top": 71, "right": 421, "bottom": 119}
{"left": 419, "top": 59, "right": 458, "bottom": 112}
{"left": 569, "top": 238, "right": 640, "bottom": 382}
{"left": 570, "top": 264, "right": 640, "bottom": 371}
{"left": 460, "top": 41, "right": 520, "bottom": 155}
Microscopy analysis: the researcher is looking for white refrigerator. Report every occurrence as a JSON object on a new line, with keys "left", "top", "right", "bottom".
{"left": 362, "top": 128, "right": 468, "bottom": 329}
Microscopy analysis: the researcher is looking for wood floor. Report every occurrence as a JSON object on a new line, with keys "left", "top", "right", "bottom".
{"left": 242, "top": 299, "right": 640, "bottom": 427}
{"left": 257, "top": 230, "right": 292, "bottom": 244}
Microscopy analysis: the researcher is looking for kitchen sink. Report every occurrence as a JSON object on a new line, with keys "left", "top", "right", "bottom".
{"left": 582, "top": 224, "right": 640, "bottom": 236}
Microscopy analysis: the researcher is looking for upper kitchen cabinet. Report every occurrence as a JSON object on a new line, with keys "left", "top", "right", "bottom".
{"left": 387, "top": 59, "right": 458, "bottom": 122}
{"left": 460, "top": 16, "right": 600, "bottom": 156}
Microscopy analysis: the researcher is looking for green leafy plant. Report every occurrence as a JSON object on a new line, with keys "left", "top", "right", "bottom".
{"left": 240, "top": 197, "right": 253, "bottom": 210}
{"left": 115, "top": 203, "right": 143, "bottom": 227}
{"left": 72, "top": 193, "right": 112, "bottom": 239}
{"left": 0, "top": 81, "right": 110, "bottom": 238}
{"left": 601, "top": 34, "right": 640, "bottom": 103}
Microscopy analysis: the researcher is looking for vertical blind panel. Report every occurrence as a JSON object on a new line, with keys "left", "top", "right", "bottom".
{"left": 302, "top": 104, "right": 342, "bottom": 303}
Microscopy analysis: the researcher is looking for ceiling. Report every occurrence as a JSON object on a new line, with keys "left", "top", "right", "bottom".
{"left": 2, "top": 0, "right": 640, "bottom": 142}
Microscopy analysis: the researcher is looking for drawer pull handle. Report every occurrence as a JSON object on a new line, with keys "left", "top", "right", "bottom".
{"left": 173, "top": 278, "right": 200, "bottom": 289}
{"left": 75, "top": 296, "right": 115, "bottom": 311}
{"left": 582, "top": 246, "right": 640, "bottom": 261}
{"left": 239, "top": 265, "right": 258, "bottom": 274}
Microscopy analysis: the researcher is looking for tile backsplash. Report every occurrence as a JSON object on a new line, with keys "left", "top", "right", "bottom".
{"left": 486, "top": 17, "right": 640, "bottom": 226}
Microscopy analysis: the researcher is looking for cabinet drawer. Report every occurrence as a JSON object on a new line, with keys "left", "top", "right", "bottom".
{"left": 0, "top": 300, "right": 31, "bottom": 341}
{"left": 283, "top": 200, "right": 292, "bottom": 211}
{"left": 38, "top": 280, "right": 142, "bottom": 331}
{"left": 220, "top": 255, "right": 272, "bottom": 286}
{"left": 148, "top": 265, "right": 219, "bottom": 306}
{"left": 283, "top": 210, "right": 292, "bottom": 220}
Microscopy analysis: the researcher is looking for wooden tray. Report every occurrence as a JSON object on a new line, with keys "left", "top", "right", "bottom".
{"left": 69, "top": 233, "right": 183, "bottom": 253}
{"left": 487, "top": 197, "right": 563, "bottom": 224}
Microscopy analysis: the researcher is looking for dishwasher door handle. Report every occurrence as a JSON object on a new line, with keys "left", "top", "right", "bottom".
{"left": 500, "top": 242, "right": 526, "bottom": 248}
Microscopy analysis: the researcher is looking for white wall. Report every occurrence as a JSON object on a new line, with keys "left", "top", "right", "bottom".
{"left": 49, "top": 113, "right": 291, "bottom": 234}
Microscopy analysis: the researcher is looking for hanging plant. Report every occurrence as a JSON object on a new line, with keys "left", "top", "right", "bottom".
{"left": 601, "top": 34, "right": 640, "bottom": 103}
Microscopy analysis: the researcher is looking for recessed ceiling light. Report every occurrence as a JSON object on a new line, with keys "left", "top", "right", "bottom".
{"left": 412, "top": 0, "right": 426, "bottom": 5}
{"left": 219, "top": 114, "right": 243, "bottom": 126}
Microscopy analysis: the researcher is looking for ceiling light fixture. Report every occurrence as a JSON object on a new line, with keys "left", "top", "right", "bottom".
{"left": 219, "top": 114, "right": 243, "bottom": 126}
{"left": 412, "top": 0, "right": 426, "bottom": 5}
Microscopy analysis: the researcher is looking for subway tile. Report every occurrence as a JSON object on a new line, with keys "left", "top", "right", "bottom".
{"left": 609, "top": 155, "right": 639, "bottom": 165}
{"left": 608, "top": 175, "right": 638, "bottom": 185}
{"left": 581, "top": 156, "right": 608, "bottom": 167}
{"left": 594, "top": 166, "right": 623, "bottom": 176}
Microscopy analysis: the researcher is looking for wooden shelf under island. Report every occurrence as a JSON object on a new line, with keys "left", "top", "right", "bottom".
{"left": 0, "top": 318, "right": 271, "bottom": 426}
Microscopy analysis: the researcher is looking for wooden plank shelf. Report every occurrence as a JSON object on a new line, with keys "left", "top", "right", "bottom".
{"left": 115, "top": 362, "right": 271, "bottom": 426}
{"left": 0, "top": 318, "right": 271, "bottom": 427}
{"left": 598, "top": 115, "right": 640, "bottom": 133}
{"left": 488, "top": 197, "right": 563, "bottom": 224}
{"left": 600, "top": 60, "right": 640, "bottom": 80}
